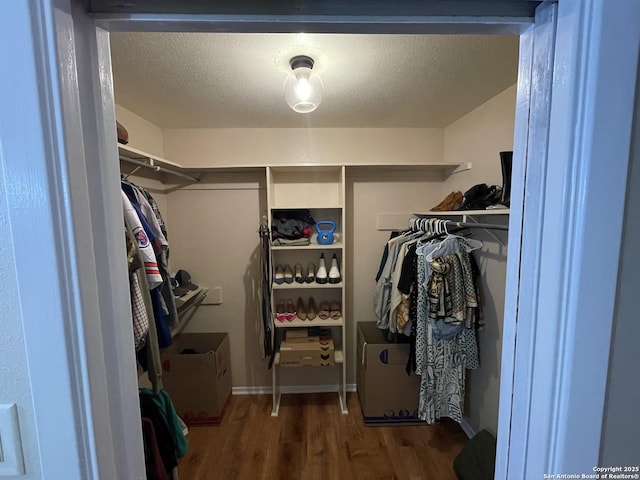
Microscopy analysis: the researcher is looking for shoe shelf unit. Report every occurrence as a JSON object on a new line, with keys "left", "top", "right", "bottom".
{"left": 267, "top": 166, "right": 348, "bottom": 416}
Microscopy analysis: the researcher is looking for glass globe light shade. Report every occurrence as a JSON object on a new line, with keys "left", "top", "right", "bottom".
{"left": 284, "top": 61, "right": 323, "bottom": 113}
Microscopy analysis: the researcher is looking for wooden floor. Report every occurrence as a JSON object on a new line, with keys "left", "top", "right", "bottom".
{"left": 178, "top": 393, "right": 467, "bottom": 480}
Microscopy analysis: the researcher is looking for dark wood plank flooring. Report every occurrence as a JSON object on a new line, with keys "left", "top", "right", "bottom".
{"left": 178, "top": 393, "right": 467, "bottom": 480}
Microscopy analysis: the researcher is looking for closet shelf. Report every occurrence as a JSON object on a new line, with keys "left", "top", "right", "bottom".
{"left": 414, "top": 209, "right": 510, "bottom": 217}
{"left": 273, "top": 350, "right": 344, "bottom": 366}
{"left": 271, "top": 204, "right": 344, "bottom": 210}
{"left": 347, "top": 162, "right": 463, "bottom": 174}
{"left": 119, "top": 144, "right": 199, "bottom": 182}
{"left": 118, "top": 144, "right": 465, "bottom": 179}
{"left": 274, "top": 317, "right": 344, "bottom": 328}
{"left": 272, "top": 282, "right": 344, "bottom": 290}
{"left": 170, "top": 286, "right": 209, "bottom": 338}
{"left": 271, "top": 242, "right": 343, "bottom": 251}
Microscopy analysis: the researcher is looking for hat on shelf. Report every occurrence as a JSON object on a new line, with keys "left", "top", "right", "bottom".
{"left": 173, "top": 269, "right": 199, "bottom": 296}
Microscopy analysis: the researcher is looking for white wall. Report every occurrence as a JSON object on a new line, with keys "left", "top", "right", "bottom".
{"left": 165, "top": 172, "right": 271, "bottom": 388}
{"left": 163, "top": 128, "right": 444, "bottom": 168}
{"left": 443, "top": 84, "right": 516, "bottom": 435}
{"left": 346, "top": 171, "right": 444, "bottom": 383}
{"left": 115, "top": 104, "right": 165, "bottom": 157}
{"left": 444, "top": 85, "right": 517, "bottom": 192}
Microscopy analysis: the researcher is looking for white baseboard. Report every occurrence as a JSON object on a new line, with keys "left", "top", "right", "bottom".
{"left": 233, "top": 384, "right": 357, "bottom": 395}
{"left": 460, "top": 417, "right": 476, "bottom": 438}
{"left": 232, "top": 386, "right": 271, "bottom": 395}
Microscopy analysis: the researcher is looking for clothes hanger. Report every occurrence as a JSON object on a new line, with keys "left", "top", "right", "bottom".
{"left": 441, "top": 221, "right": 483, "bottom": 252}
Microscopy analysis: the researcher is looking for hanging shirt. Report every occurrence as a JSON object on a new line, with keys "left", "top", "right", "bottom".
{"left": 122, "top": 190, "right": 162, "bottom": 289}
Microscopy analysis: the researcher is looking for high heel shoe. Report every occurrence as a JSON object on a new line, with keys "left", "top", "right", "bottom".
{"left": 307, "top": 297, "right": 317, "bottom": 320}
{"left": 316, "top": 254, "right": 328, "bottom": 284}
{"left": 328, "top": 254, "right": 341, "bottom": 284}
{"left": 275, "top": 299, "right": 286, "bottom": 322}
{"left": 283, "top": 264, "right": 294, "bottom": 284}
{"left": 296, "top": 297, "right": 307, "bottom": 320}
{"left": 294, "top": 263, "right": 304, "bottom": 283}
{"left": 286, "top": 298, "right": 296, "bottom": 322}
{"left": 305, "top": 263, "right": 316, "bottom": 284}
{"left": 274, "top": 265, "right": 285, "bottom": 284}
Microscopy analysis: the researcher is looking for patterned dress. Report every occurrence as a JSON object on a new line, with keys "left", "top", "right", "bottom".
{"left": 415, "top": 239, "right": 479, "bottom": 424}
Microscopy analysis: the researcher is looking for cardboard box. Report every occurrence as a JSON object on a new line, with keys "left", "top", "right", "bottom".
{"left": 285, "top": 329, "right": 309, "bottom": 340}
{"left": 356, "top": 322, "right": 422, "bottom": 424}
{"left": 279, "top": 334, "right": 335, "bottom": 367}
{"left": 161, "top": 332, "right": 231, "bottom": 426}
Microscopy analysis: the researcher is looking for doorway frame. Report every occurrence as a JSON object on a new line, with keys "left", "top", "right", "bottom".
{"left": 5, "top": 0, "right": 639, "bottom": 478}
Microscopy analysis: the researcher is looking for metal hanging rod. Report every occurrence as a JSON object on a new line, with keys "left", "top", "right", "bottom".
{"left": 409, "top": 217, "right": 508, "bottom": 233}
{"left": 119, "top": 155, "right": 199, "bottom": 183}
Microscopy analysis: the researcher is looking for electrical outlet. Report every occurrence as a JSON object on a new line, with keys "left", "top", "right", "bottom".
{"left": 207, "top": 286, "right": 223, "bottom": 305}
{"left": 0, "top": 404, "right": 25, "bottom": 476}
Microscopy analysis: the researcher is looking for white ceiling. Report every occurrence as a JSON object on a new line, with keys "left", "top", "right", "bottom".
{"left": 110, "top": 32, "right": 519, "bottom": 129}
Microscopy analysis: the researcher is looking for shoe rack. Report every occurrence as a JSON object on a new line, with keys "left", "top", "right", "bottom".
{"left": 266, "top": 166, "right": 348, "bottom": 416}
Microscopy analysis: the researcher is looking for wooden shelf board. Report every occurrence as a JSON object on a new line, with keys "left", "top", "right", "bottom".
{"left": 170, "top": 286, "right": 209, "bottom": 338}
{"left": 274, "top": 317, "right": 344, "bottom": 327}
{"left": 118, "top": 143, "right": 181, "bottom": 168}
{"left": 271, "top": 204, "right": 344, "bottom": 210}
{"left": 273, "top": 350, "right": 344, "bottom": 366}
{"left": 415, "top": 209, "right": 510, "bottom": 216}
{"left": 271, "top": 242, "right": 343, "bottom": 251}
{"left": 272, "top": 281, "right": 343, "bottom": 290}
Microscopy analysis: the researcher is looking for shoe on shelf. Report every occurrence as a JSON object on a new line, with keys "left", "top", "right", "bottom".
{"left": 316, "top": 254, "right": 328, "bottom": 284}
{"left": 328, "top": 254, "right": 341, "bottom": 284}
{"left": 296, "top": 297, "right": 307, "bottom": 320}
{"left": 285, "top": 298, "right": 296, "bottom": 322}
{"left": 329, "top": 301, "right": 342, "bottom": 319}
{"left": 274, "top": 265, "right": 285, "bottom": 284}
{"left": 305, "top": 263, "right": 316, "bottom": 284}
{"left": 431, "top": 191, "right": 463, "bottom": 212}
{"left": 294, "top": 263, "right": 304, "bottom": 283}
{"left": 318, "top": 300, "right": 331, "bottom": 320}
{"left": 307, "top": 297, "right": 317, "bottom": 320}
{"left": 283, "top": 264, "right": 294, "bottom": 284}
{"left": 274, "top": 299, "right": 286, "bottom": 322}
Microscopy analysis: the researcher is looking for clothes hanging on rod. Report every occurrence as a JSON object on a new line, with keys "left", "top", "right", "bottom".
{"left": 374, "top": 216, "right": 506, "bottom": 424}
{"left": 125, "top": 217, "right": 162, "bottom": 393}
{"left": 122, "top": 178, "right": 190, "bottom": 474}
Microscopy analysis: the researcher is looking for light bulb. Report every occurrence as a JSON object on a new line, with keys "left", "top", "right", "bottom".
{"left": 284, "top": 55, "right": 323, "bottom": 114}
{"left": 295, "top": 76, "right": 312, "bottom": 101}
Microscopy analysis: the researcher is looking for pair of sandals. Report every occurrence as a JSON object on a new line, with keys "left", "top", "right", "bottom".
{"left": 318, "top": 300, "right": 342, "bottom": 320}
{"left": 275, "top": 297, "right": 317, "bottom": 322}
{"left": 274, "top": 298, "right": 341, "bottom": 322}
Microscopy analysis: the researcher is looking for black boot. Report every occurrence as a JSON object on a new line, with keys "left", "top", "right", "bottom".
{"left": 499, "top": 151, "right": 513, "bottom": 207}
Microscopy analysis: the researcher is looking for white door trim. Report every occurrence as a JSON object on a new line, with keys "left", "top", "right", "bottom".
{"left": 497, "top": 2, "right": 558, "bottom": 477}
{"left": 6, "top": 1, "right": 638, "bottom": 478}
{"left": 523, "top": 0, "right": 640, "bottom": 474}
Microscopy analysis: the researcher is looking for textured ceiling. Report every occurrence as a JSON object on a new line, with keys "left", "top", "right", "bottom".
{"left": 110, "top": 32, "right": 519, "bottom": 128}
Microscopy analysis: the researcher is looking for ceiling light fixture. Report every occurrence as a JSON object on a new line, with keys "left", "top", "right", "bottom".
{"left": 284, "top": 55, "right": 323, "bottom": 114}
